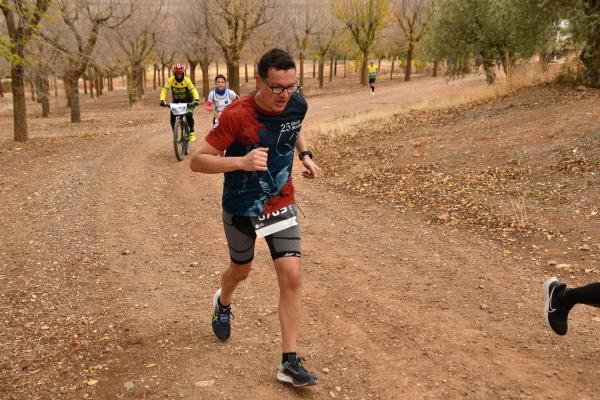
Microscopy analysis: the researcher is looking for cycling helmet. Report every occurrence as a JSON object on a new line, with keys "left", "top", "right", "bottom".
{"left": 173, "top": 63, "right": 185, "bottom": 74}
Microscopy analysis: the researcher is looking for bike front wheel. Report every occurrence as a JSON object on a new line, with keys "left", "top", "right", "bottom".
{"left": 173, "top": 119, "right": 187, "bottom": 161}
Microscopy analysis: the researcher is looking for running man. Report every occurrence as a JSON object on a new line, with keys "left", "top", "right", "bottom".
{"left": 160, "top": 63, "right": 201, "bottom": 141}
{"left": 367, "top": 60, "right": 377, "bottom": 95}
{"left": 205, "top": 74, "right": 239, "bottom": 128}
{"left": 190, "top": 48, "right": 320, "bottom": 387}
{"left": 544, "top": 277, "right": 600, "bottom": 335}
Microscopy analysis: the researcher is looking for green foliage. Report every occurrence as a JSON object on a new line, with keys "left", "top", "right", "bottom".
{"left": 427, "top": 0, "right": 555, "bottom": 81}
{"left": 540, "top": 0, "right": 600, "bottom": 87}
{"left": 0, "top": 38, "right": 23, "bottom": 65}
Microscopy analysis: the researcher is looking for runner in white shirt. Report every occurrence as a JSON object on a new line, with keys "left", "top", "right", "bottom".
{"left": 205, "top": 74, "right": 239, "bottom": 128}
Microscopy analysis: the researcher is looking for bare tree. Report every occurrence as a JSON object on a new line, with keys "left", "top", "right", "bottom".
{"left": 311, "top": 13, "right": 336, "bottom": 89}
{"left": 28, "top": 39, "right": 59, "bottom": 117}
{"left": 335, "top": 0, "right": 390, "bottom": 86}
{"left": 1, "top": 0, "right": 51, "bottom": 141}
{"left": 39, "top": 0, "right": 130, "bottom": 122}
{"left": 394, "top": 0, "right": 432, "bottom": 81}
{"left": 201, "top": 0, "right": 273, "bottom": 93}
{"left": 291, "top": 0, "right": 318, "bottom": 92}
{"left": 184, "top": 4, "right": 217, "bottom": 98}
{"left": 111, "top": 1, "right": 162, "bottom": 106}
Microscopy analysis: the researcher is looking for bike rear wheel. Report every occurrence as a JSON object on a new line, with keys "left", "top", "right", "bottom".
{"left": 173, "top": 119, "right": 187, "bottom": 161}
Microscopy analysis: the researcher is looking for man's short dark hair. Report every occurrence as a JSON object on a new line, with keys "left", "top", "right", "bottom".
{"left": 257, "top": 48, "right": 296, "bottom": 79}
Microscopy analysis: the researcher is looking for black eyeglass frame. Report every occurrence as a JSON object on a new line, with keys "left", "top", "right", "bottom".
{"left": 261, "top": 78, "right": 301, "bottom": 94}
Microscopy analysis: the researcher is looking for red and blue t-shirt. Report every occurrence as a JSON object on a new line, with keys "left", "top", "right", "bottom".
{"left": 205, "top": 92, "right": 308, "bottom": 217}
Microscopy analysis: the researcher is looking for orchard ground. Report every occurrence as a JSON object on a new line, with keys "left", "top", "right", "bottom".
{"left": 1, "top": 68, "right": 599, "bottom": 399}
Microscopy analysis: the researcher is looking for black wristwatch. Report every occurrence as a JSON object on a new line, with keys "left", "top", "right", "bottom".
{"left": 299, "top": 150, "right": 313, "bottom": 161}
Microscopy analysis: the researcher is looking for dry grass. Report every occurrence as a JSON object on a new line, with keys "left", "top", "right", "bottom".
{"left": 311, "top": 62, "right": 565, "bottom": 139}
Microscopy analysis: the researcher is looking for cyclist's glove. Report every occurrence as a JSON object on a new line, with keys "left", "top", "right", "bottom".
{"left": 160, "top": 100, "right": 167, "bottom": 107}
{"left": 192, "top": 100, "right": 200, "bottom": 107}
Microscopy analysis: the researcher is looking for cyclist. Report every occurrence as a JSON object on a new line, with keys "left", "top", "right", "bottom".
{"left": 205, "top": 74, "right": 239, "bottom": 128}
{"left": 367, "top": 60, "right": 377, "bottom": 95}
{"left": 160, "top": 63, "right": 201, "bottom": 141}
{"left": 190, "top": 48, "right": 320, "bottom": 387}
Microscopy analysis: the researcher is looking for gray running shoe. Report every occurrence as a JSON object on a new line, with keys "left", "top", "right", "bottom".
{"left": 276, "top": 355, "right": 317, "bottom": 387}
{"left": 212, "top": 289, "right": 231, "bottom": 341}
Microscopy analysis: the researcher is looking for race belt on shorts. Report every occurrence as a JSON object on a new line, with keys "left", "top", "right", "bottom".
{"left": 250, "top": 205, "right": 298, "bottom": 238}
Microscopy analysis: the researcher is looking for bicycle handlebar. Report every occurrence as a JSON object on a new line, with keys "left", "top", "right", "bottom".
{"left": 162, "top": 101, "right": 199, "bottom": 108}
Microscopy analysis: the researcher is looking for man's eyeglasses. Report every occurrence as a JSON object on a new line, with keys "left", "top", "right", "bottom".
{"left": 262, "top": 79, "right": 301, "bottom": 94}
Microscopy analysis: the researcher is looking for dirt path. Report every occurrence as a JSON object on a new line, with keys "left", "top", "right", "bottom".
{"left": 1, "top": 77, "right": 599, "bottom": 400}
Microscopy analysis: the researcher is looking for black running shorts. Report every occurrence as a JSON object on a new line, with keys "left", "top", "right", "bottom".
{"left": 222, "top": 207, "right": 301, "bottom": 265}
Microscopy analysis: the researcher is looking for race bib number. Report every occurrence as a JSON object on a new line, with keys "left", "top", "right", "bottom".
{"left": 251, "top": 205, "right": 298, "bottom": 238}
{"left": 170, "top": 103, "right": 188, "bottom": 116}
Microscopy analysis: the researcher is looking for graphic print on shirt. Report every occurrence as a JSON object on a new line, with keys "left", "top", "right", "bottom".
{"left": 204, "top": 92, "right": 308, "bottom": 217}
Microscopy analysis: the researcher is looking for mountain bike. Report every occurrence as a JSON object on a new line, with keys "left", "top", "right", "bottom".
{"left": 162, "top": 102, "right": 197, "bottom": 161}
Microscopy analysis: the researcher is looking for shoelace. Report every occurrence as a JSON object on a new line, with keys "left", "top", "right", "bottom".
{"left": 217, "top": 307, "right": 233, "bottom": 325}
{"left": 287, "top": 357, "right": 308, "bottom": 374}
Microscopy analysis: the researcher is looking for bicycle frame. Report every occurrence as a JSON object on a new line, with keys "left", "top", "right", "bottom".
{"left": 167, "top": 102, "right": 195, "bottom": 161}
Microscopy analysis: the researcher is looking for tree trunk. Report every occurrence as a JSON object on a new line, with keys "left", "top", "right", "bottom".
{"left": 433, "top": 60, "right": 439, "bottom": 77}
{"left": 500, "top": 47, "right": 513, "bottom": 85}
{"left": 361, "top": 50, "right": 368, "bottom": 86}
{"left": 0, "top": 77, "right": 3, "bottom": 97}
{"left": 244, "top": 63, "right": 248, "bottom": 83}
{"left": 161, "top": 66, "right": 165, "bottom": 86}
{"left": 153, "top": 64, "right": 158, "bottom": 89}
{"left": 89, "top": 69, "right": 95, "bottom": 99}
{"left": 482, "top": 54, "right": 496, "bottom": 84}
{"left": 70, "top": 75, "right": 81, "bottom": 123}
{"left": 143, "top": 67, "right": 147, "bottom": 91}
{"left": 40, "top": 72, "right": 50, "bottom": 117}
{"left": 200, "top": 60, "right": 210, "bottom": 99}
{"left": 298, "top": 52, "right": 305, "bottom": 93}
{"left": 405, "top": 42, "right": 414, "bottom": 81}
{"left": 53, "top": 75, "right": 58, "bottom": 102}
{"left": 227, "top": 59, "right": 240, "bottom": 94}
{"left": 63, "top": 74, "right": 72, "bottom": 108}
{"left": 11, "top": 65, "right": 29, "bottom": 142}
{"left": 35, "top": 74, "right": 42, "bottom": 103}
{"left": 312, "top": 59, "right": 316, "bottom": 78}
{"left": 83, "top": 75, "right": 87, "bottom": 94}
{"left": 96, "top": 69, "right": 102, "bottom": 96}
{"left": 329, "top": 55, "right": 334, "bottom": 82}
{"left": 539, "top": 52, "right": 552, "bottom": 73}
{"left": 189, "top": 62, "right": 197, "bottom": 85}
{"left": 318, "top": 57, "right": 324, "bottom": 88}
{"left": 334, "top": 59, "right": 338, "bottom": 77}
{"left": 378, "top": 57, "right": 381, "bottom": 71}
{"left": 127, "top": 66, "right": 139, "bottom": 106}
{"left": 343, "top": 56, "right": 347, "bottom": 78}
{"left": 29, "top": 77, "right": 36, "bottom": 102}
{"left": 390, "top": 57, "right": 395, "bottom": 80}
{"left": 137, "top": 67, "right": 145, "bottom": 97}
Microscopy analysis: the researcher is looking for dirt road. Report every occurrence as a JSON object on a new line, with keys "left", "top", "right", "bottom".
{"left": 1, "top": 76, "right": 599, "bottom": 399}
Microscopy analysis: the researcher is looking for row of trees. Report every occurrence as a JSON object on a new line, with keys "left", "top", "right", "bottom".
{"left": 2, "top": 0, "right": 600, "bottom": 142}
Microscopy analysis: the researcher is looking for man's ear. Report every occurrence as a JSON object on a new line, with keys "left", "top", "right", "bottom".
{"left": 255, "top": 74, "right": 261, "bottom": 90}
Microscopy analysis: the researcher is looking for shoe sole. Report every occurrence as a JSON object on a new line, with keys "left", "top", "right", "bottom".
{"left": 276, "top": 370, "right": 317, "bottom": 387}
{"left": 543, "top": 277, "right": 558, "bottom": 332}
